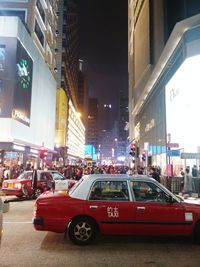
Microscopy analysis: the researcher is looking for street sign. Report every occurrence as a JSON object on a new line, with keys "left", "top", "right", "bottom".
{"left": 167, "top": 143, "right": 179, "bottom": 148}
{"left": 181, "top": 153, "right": 200, "bottom": 159}
{"left": 87, "top": 161, "right": 93, "bottom": 167}
{"left": 167, "top": 150, "right": 180, "bottom": 156}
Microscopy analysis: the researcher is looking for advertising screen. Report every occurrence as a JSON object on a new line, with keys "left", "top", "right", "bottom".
{"left": 12, "top": 40, "right": 33, "bottom": 126}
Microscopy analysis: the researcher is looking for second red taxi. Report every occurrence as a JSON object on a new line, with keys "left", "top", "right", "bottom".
{"left": 2, "top": 170, "right": 75, "bottom": 198}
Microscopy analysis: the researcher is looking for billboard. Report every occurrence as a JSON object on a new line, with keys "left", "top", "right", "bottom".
{"left": 55, "top": 88, "right": 68, "bottom": 147}
{"left": 12, "top": 40, "right": 33, "bottom": 126}
{"left": 85, "top": 145, "right": 96, "bottom": 161}
{"left": 165, "top": 55, "right": 200, "bottom": 153}
{"left": 0, "top": 38, "right": 33, "bottom": 126}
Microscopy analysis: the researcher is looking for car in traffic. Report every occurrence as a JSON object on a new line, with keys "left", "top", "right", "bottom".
{"left": 33, "top": 174, "right": 200, "bottom": 245}
{"left": 2, "top": 170, "right": 75, "bottom": 198}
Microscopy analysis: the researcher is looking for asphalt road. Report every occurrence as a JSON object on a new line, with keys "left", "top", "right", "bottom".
{"left": 1, "top": 196, "right": 200, "bottom": 267}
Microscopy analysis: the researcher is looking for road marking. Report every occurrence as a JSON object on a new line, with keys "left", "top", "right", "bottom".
{"left": 4, "top": 221, "right": 32, "bottom": 224}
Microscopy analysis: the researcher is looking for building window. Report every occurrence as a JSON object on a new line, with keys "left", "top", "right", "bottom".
{"left": 35, "top": 19, "right": 44, "bottom": 47}
{"left": 0, "top": 45, "right": 6, "bottom": 71}
{"left": 36, "top": 0, "right": 45, "bottom": 23}
{"left": 0, "top": 10, "right": 26, "bottom": 23}
{"left": 0, "top": 79, "right": 2, "bottom": 93}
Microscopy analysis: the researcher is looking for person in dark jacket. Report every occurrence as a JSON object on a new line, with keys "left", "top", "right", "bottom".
{"left": 151, "top": 167, "right": 160, "bottom": 183}
{"left": 32, "top": 169, "right": 38, "bottom": 198}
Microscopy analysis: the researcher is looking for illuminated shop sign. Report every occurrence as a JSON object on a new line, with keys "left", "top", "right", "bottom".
{"left": 67, "top": 100, "right": 85, "bottom": 159}
{"left": 165, "top": 55, "right": 200, "bottom": 153}
{"left": 13, "top": 145, "right": 25, "bottom": 151}
{"left": 30, "top": 149, "right": 38, "bottom": 154}
{"left": 85, "top": 145, "right": 96, "bottom": 160}
{"left": 12, "top": 109, "right": 30, "bottom": 125}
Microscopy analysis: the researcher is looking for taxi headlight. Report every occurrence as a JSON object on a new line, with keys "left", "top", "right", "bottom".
{"left": 2, "top": 182, "right": 7, "bottom": 188}
{"left": 14, "top": 183, "right": 22, "bottom": 189}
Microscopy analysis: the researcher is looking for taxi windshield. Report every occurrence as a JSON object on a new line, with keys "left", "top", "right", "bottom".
{"left": 17, "top": 172, "right": 33, "bottom": 180}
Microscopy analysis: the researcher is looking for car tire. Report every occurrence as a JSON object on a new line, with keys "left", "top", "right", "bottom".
{"left": 194, "top": 221, "right": 200, "bottom": 244}
{"left": 35, "top": 188, "right": 43, "bottom": 198}
{"left": 68, "top": 216, "right": 97, "bottom": 245}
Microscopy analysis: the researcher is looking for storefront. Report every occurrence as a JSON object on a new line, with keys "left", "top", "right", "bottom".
{"left": 0, "top": 17, "right": 57, "bottom": 169}
{"left": 135, "top": 22, "right": 200, "bottom": 176}
{"left": 165, "top": 28, "right": 200, "bottom": 175}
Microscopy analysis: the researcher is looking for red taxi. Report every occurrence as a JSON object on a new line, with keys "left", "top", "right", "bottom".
{"left": 33, "top": 174, "right": 200, "bottom": 245}
{"left": 2, "top": 170, "right": 56, "bottom": 198}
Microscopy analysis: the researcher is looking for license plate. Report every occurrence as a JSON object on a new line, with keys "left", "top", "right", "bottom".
{"left": 8, "top": 183, "right": 13, "bottom": 188}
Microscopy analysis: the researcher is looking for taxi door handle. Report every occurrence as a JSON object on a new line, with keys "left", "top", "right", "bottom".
{"left": 89, "top": 205, "right": 98, "bottom": 209}
{"left": 137, "top": 206, "right": 146, "bottom": 210}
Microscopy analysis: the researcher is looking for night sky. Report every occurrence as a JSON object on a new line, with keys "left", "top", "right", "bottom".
{"left": 77, "top": 0, "right": 128, "bottom": 120}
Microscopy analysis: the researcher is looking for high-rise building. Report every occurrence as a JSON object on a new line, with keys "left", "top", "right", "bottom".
{"left": 98, "top": 104, "right": 115, "bottom": 163}
{"left": 0, "top": 0, "right": 58, "bottom": 76}
{"left": 117, "top": 90, "right": 128, "bottom": 161}
{"left": 0, "top": 1, "right": 59, "bottom": 168}
{"left": 77, "top": 60, "right": 89, "bottom": 126}
{"left": 128, "top": 0, "right": 200, "bottom": 173}
{"left": 87, "top": 98, "right": 99, "bottom": 151}
{"left": 0, "top": 16, "right": 56, "bottom": 168}
{"left": 56, "top": 0, "right": 79, "bottom": 107}
{"left": 101, "top": 104, "right": 113, "bottom": 131}
{"left": 55, "top": 0, "right": 85, "bottom": 164}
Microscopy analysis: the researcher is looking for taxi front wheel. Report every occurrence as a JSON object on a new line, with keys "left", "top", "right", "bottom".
{"left": 68, "top": 216, "right": 98, "bottom": 245}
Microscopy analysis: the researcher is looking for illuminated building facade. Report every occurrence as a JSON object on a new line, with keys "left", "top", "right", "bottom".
{"left": 56, "top": 0, "right": 79, "bottom": 106}
{"left": 0, "top": 17, "right": 56, "bottom": 167}
{"left": 0, "top": 0, "right": 59, "bottom": 76}
{"left": 67, "top": 100, "right": 85, "bottom": 164}
{"left": 128, "top": 0, "right": 200, "bottom": 174}
{"left": 0, "top": 1, "right": 59, "bottom": 167}
{"left": 55, "top": 0, "right": 85, "bottom": 163}
{"left": 118, "top": 89, "right": 129, "bottom": 161}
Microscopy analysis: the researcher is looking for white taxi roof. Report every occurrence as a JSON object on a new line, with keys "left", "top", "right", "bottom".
{"left": 69, "top": 174, "right": 159, "bottom": 200}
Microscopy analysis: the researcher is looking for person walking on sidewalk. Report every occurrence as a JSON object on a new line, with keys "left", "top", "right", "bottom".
{"left": 183, "top": 167, "right": 193, "bottom": 196}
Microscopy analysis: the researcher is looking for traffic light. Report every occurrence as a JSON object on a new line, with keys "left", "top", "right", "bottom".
{"left": 39, "top": 146, "right": 47, "bottom": 159}
{"left": 129, "top": 143, "right": 136, "bottom": 157}
{"left": 142, "top": 151, "right": 146, "bottom": 161}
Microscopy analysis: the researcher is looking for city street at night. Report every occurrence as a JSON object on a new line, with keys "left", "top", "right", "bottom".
{"left": 1, "top": 1, "right": 200, "bottom": 266}
{"left": 1, "top": 197, "right": 200, "bottom": 267}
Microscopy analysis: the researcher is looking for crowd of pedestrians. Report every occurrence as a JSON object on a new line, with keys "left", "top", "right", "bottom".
{"left": 1, "top": 162, "right": 200, "bottom": 197}
{"left": 0, "top": 162, "right": 161, "bottom": 184}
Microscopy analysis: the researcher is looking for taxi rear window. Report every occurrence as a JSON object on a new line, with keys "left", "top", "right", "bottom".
{"left": 68, "top": 178, "right": 83, "bottom": 194}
